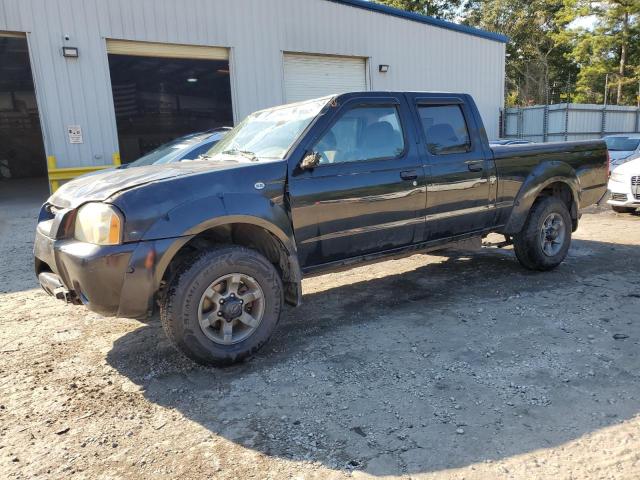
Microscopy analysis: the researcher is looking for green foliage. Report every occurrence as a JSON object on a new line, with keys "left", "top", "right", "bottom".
{"left": 505, "top": 89, "right": 521, "bottom": 107}
{"left": 560, "top": 0, "right": 640, "bottom": 105}
{"left": 464, "top": 0, "right": 578, "bottom": 105}
{"left": 373, "top": 0, "right": 463, "bottom": 20}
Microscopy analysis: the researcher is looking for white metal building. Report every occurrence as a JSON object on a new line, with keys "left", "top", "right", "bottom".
{"left": 0, "top": 0, "right": 506, "bottom": 189}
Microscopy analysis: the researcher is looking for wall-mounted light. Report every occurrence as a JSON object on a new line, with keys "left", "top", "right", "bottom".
{"left": 62, "top": 46, "right": 79, "bottom": 58}
{"left": 186, "top": 77, "right": 198, "bottom": 83}
{"left": 378, "top": 64, "right": 389, "bottom": 73}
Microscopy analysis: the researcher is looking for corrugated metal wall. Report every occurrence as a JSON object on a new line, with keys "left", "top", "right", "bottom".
{"left": 0, "top": 0, "right": 505, "bottom": 169}
{"left": 505, "top": 103, "right": 640, "bottom": 142}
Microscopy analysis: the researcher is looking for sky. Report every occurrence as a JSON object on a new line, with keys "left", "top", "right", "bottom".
{"left": 569, "top": 14, "right": 598, "bottom": 30}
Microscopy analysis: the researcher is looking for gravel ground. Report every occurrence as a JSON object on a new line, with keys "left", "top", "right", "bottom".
{"left": 1, "top": 179, "right": 640, "bottom": 479}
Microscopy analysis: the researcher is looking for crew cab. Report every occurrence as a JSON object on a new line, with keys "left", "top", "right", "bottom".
{"left": 34, "top": 92, "right": 609, "bottom": 365}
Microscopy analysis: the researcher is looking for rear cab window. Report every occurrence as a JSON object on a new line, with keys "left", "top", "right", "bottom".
{"left": 418, "top": 105, "right": 471, "bottom": 155}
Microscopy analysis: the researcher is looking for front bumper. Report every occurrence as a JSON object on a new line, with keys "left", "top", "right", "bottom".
{"left": 34, "top": 223, "right": 188, "bottom": 319}
{"left": 607, "top": 177, "right": 640, "bottom": 207}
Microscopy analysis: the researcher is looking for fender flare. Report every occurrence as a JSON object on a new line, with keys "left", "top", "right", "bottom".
{"left": 142, "top": 193, "right": 303, "bottom": 304}
{"left": 503, "top": 161, "right": 580, "bottom": 234}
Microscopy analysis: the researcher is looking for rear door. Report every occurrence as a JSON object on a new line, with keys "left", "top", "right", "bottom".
{"left": 408, "top": 95, "right": 496, "bottom": 239}
{"left": 288, "top": 93, "right": 426, "bottom": 268}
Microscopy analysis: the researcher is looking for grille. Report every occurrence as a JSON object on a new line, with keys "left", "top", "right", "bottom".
{"left": 632, "top": 176, "right": 640, "bottom": 186}
{"left": 611, "top": 193, "right": 628, "bottom": 202}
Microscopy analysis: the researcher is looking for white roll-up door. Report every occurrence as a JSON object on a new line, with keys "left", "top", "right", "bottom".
{"left": 106, "top": 39, "right": 228, "bottom": 60}
{"left": 283, "top": 53, "right": 367, "bottom": 103}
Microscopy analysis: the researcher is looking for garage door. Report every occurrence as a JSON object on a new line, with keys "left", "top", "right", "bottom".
{"left": 105, "top": 40, "right": 233, "bottom": 163}
{"left": 283, "top": 53, "right": 367, "bottom": 103}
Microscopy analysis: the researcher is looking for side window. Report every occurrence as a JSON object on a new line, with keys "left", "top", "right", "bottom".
{"left": 418, "top": 105, "right": 471, "bottom": 155}
{"left": 314, "top": 106, "right": 405, "bottom": 164}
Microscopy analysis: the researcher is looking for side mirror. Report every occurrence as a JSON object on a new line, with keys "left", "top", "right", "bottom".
{"left": 300, "top": 152, "right": 321, "bottom": 170}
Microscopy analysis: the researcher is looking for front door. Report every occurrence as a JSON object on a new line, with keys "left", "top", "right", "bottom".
{"left": 409, "top": 96, "right": 495, "bottom": 239}
{"left": 288, "top": 95, "right": 426, "bottom": 269}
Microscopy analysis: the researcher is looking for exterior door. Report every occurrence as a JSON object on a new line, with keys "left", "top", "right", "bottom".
{"left": 288, "top": 94, "right": 426, "bottom": 268}
{"left": 409, "top": 95, "right": 495, "bottom": 239}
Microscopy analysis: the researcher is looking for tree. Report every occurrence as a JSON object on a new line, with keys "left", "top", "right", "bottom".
{"left": 373, "top": 0, "right": 463, "bottom": 20}
{"left": 463, "top": 0, "right": 578, "bottom": 105}
{"left": 560, "top": 0, "right": 640, "bottom": 105}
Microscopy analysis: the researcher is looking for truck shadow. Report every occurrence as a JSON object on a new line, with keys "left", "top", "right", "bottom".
{"left": 107, "top": 238, "right": 640, "bottom": 476}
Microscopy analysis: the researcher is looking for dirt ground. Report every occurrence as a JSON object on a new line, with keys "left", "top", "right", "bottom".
{"left": 1, "top": 179, "right": 639, "bottom": 479}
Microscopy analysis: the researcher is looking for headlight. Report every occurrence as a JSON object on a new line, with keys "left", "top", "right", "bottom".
{"left": 74, "top": 203, "right": 123, "bottom": 245}
{"left": 610, "top": 172, "right": 625, "bottom": 183}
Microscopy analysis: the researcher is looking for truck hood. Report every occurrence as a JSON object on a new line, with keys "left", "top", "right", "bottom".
{"left": 48, "top": 160, "right": 271, "bottom": 209}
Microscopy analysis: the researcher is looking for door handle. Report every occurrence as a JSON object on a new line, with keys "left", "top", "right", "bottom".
{"left": 400, "top": 170, "right": 418, "bottom": 181}
{"left": 466, "top": 160, "right": 484, "bottom": 172}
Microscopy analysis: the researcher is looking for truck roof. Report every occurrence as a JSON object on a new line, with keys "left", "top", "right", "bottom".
{"left": 333, "top": 91, "right": 465, "bottom": 96}
{"left": 254, "top": 92, "right": 471, "bottom": 116}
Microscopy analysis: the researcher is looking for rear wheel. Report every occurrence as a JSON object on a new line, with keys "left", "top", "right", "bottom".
{"left": 160, "top": 246, "right": 283, "bottom": 366}
{"left": 611, "top": 205, "right": 636, "bottom": 214}
{"left": 513, "top": 196, "right": 572, "bottom": 271}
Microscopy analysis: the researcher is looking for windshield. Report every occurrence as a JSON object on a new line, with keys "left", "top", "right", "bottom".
{"left": 126, "top": 134, "right": 208, "bottom": 167}
{"left": 205, "top": 97, "right": 331, "bottom": 160}
{"left": 604, "top": 136, "right": 640, "bottom": 152}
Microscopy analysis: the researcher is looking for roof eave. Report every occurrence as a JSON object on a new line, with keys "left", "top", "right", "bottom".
{"left": 327, "top": 0, "right": 509, "bottom": 44}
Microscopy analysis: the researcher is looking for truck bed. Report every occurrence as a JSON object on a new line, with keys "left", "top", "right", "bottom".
{"left": 491, "top": 140, "right": 609, "bottom": 215}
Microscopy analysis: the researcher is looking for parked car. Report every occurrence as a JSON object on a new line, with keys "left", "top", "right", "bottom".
{"left": 122, "top": 128, "right": 231, "bottom": 168}
{"left": 607, "top": 152, "right": 640, "bottom": 213}
{"left": 489, "top": 139, "right": 533, "bottom": 146}
{"left": 603, "top": 134, "right": 640, "bottom": 168}
{"left": 77, "top": 128, "right": 231, "bottom": 180}
{"left": 34, "top": 92, "right": 608, "bottom": 366}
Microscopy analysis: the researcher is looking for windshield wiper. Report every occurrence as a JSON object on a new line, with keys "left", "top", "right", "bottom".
{"left": 221, "top": 149, "right": 258, "bottom": 161}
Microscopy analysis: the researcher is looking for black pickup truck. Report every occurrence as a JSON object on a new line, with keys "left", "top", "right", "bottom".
{"left": 34, "top": 92, "right": 608, "bottom": 365}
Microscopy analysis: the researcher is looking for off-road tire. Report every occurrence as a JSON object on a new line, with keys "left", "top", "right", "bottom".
{"left": 611, "top": 205, "right": 636, "bottom": 214}
{"left": 160, "top": 246, "right": 283, "bottom": 366}
{"left": 513, "top": 196, "right": 572, "bottom": 271}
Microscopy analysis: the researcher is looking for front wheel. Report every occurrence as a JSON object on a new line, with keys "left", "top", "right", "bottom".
{"left": 160, "top": 246, "right": 283, "bottom": 366}
{"left": 513, "top": 196, "right": 572, "bottom": 271}
{"left": 611, "top": 205, "right": 636, "bottom": 214}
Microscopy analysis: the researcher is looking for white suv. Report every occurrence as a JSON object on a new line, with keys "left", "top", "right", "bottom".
{"left": 608, "top": 154, "right": 640, "bottom": 213}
